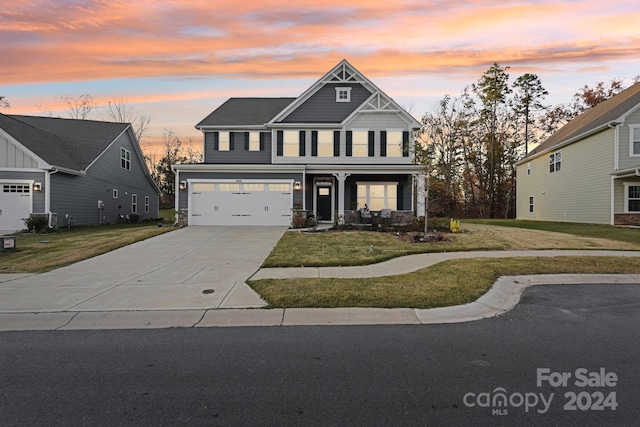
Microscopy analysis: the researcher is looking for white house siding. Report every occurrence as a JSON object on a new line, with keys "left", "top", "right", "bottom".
{"left": 348, "top": 112, "right": 407, "bottom": 129}
{"left": 618, "top": 107, "right": 640, "bottom": 171}
{"left": 0, "top": 133, "right": 39, "bottom": 168}
{"left": 517, "top": 128, "right": 614, "bottom": 224}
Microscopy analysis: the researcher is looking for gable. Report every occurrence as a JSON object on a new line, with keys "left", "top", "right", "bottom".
{"left": 280, "top": 83, "right": 372, "bottom": 123}
{"left": 270, "top": 59, "right": 420, "bottom": 129}
{"left": 0, "top": 129, "right": 41, "bottom": 168}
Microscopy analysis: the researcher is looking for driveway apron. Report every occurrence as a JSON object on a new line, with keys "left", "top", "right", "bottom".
{"left": 0, "top": 226, "right": 287, "bottom": 312}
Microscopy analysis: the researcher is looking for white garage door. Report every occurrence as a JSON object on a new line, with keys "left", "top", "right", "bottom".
{"left": 189, "top": 181, "right": 292, "bottom": 226}
{"left": 0, "top": 183, "right": 32, "bottom": 231}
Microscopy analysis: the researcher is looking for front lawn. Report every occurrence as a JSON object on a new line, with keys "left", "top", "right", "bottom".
{"left": 251, "top": 221, "right": 640, "bottom": 308}
{"left": 263, "top": 222, "right": 640, "bottom": 268}
{"left": 0, "top": 224, "right": 174, "bottom": 273}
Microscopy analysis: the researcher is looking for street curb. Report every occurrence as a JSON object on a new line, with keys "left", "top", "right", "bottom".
{"left": 0, "top": 274, "right": 638, "bottom": 331}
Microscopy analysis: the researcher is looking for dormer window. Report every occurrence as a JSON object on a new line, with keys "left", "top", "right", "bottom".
{"left": 335, "top": 87, "right": 351, "bottom": 102}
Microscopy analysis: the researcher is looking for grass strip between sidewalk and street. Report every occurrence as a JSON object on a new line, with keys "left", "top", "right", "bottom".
{"left": 248, "top": 256, "right": 640, "bottom": 309}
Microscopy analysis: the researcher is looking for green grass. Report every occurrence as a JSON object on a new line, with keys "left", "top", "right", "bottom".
{"left": 249, "top": 256, "right": 640, "bottom": 308}
{"left": 263, "top": 221, "right": 640, "bottom": 268}
{"left": 0, "top": 223, "right": 174, "bottom": 273}
{"left": 464, "top": 219, "right": 639, "bottom": 245}
{"left": 253, "top": 220, "right": 640, "bottom": 308}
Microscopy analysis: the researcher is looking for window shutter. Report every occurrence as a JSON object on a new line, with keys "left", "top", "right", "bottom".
{"left": 380, "top": 131, "right": 387, "bottom": 157}
{"left": 402, "top": 131, "right": 409, "bottom": 157}
{"left": 368, "top": 131, "right": 375, "bottom": 157}
{"left": 244, "top": 132, "right": 249, "bottom": 151}
{"left": 333, "top": 131, "right": 340, "bottom": 157}
{"left": 276, "top": 131, "right": 283, "bottom": 156}
{"left": 299, "top": 130, "right": 306, "bottom": 156}
{"left": 214, "top": 132, "right": 219, "bottom": 151}
{"left": 259, "top": 132, "right": 265, "bottom": 151}
{"left": 311, "top": 131, "right": 318, "bottom": 157}
{"left": 397, "top": 184, "right": 403, "bottom": 210}
{"left": 229, "top": 132, "right": 235, "bottom": 151}
{"left": 346, "top": 131, "right": 352, "bottom": 157}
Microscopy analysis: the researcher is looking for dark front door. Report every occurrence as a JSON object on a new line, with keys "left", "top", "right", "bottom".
{"left": 316, "top": 186, "right": 332, "bottom": 222}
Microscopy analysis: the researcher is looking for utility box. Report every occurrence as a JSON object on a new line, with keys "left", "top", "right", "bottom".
{"left": 0, "top": 236, "right": 16, "bottom": 251}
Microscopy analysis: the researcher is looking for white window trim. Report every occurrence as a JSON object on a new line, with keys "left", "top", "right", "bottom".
{"left": 317, "top": 130, "right": 333, "bottom": 157}
{"left": 529, "top": 195, "right": 534, "bottom": 213}
{"left": 113, "top": 189, "right": 118, "bottom": 199}
{"left": 629, "top": 125, "right": 640, "bottom": 157}
{"left": 121, "top": 148, "right": 131, "bottom": 170}
{"left": 249, "top": 131, "right": 260, "bottom": 151}
{"left": 132, "top": 194, "right": 138, "bottom": 214}
{"left": 549, "top": 151, "right": 561, "bottom": 173}
{"left": 623, "top": 182, "right": 640, "bottom": 213}
{"left": 386, "top": 129, "right": 404, "bottom": 158}
{"left": 335, "top": 87, "right": 352, "bottom": 103}
{"left": 351, "top": 129, "right": 369, "bottom": 157}
{"left": 356, "top": 181, "right": 398, "bottom": 210}
{"left": 145, "top": 196, "right": 150, "bottom": 213}
{"left": 283, "top": 130, "right": 299, "bottom": 157}
{"left": 218, "top": 132, "right": 230, "bottom": 151}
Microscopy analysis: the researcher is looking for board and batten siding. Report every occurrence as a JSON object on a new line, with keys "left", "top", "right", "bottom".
{"left": 517, "top": 128, "right": 615, "bottom": 224}
{"left": 0, "top": 133, "right": 40, "bottom": 168}
{"left": 618, "top": 107, "right": 640, "bottom": 171}
{"left": 49, "top": 131, "right": 158, "bottom": 226}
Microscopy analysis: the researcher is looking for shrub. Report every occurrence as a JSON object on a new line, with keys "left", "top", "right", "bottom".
{"left": 449, "top": 218, "right": 461, "bottom": 233}
{"left": 23, "top": 215, "right": 50, "bottom": 233}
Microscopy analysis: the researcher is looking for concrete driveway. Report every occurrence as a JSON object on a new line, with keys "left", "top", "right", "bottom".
{"left": 0, "top": 226, "right": 287, "bottom": 313}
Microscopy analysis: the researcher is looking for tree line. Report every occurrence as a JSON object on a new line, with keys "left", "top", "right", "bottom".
{"left": 415, "top": 64, "right": 639, "bottom": 220}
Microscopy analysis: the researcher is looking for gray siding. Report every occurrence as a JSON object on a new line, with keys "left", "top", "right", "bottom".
{"left": 0, "top": 133, "right": 39, "bottom": 168}
{"left": 282, "top": 83, "right": 372, "bottom": 123}
{"left": 0, "top": 170, "right": 46, "bottom": 213}
{"left": 50, "top": 131, "right": 159, "bottom": 226}
{"left": 204, "top": 131, "right": 272, "bottom": 164}
{"left": 178, "top": 171, "right": 304, "bottom": 210}
{"left": 618, "top": 108, "right": 640, "bottom": 171}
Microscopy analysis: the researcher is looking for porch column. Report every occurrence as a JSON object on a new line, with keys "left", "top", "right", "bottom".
{"left": 333, "top": 172, "right": 351, "bottom": 217}
{"left": 415, "top": 173, "right": 425, "bottom": 217}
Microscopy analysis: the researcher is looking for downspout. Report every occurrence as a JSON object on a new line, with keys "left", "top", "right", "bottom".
{"left": 609, "top": 121, "right": 620, "bottom": 171}
{"left": 46, "top": 168, "right": 59, "bottom": 228}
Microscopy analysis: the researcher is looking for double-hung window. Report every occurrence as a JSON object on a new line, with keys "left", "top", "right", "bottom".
{"left": 121, "top": 148, "right": 131, "bottom": 170}
{"left": 218, "top": 132, "right": 230, "bottom": 151}
{"left": 132, "top": 194, "right": 138, "bottom": 214}
{"left": 625, "top": 184, "right": 640, "bottom": 212}
{"left": 631, "top": 126, "right": 640, "bottom": 156}
{"left": 145, "top": 196, "right": 150, "bottom": 214}
{"left": 549, "top": 152, "right": 561, "bottom": 173}
{"left": 529, "top": 196, "right": 534, "bottom": 213}
{"left": 351, "top": 130, "right": 368, "bottom": 157}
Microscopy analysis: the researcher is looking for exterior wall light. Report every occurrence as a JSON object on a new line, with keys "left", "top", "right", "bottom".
{"left": 179, "top": 181, "right": 187, "bottom": 190}
{"left": 294, "top": 181, "right": 301, "bottom": 191}
{"left": 33, "top": 182, "right": 42, "bottom": 191}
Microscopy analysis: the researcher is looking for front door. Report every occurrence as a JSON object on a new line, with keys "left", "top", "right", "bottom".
{"left": 316, "top": 186, "right": 332, "bottom": 222}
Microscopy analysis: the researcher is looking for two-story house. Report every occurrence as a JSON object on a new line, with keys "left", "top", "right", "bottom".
{"left": 173, "top": 60, "right": 424, "bottom": 226}
{"left": 0, "top": 113, "right": 159, "bottom": 231}
{"left": 516, "top": 82, "right": 640, "bottom": 225}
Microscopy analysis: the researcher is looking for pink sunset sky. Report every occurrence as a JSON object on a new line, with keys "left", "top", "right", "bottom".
{"left": 2, "top": 0, "right": 640, "bottom": 152}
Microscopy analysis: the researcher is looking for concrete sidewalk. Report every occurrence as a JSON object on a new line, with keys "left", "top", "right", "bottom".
{"left": 0, "top": 242, "right": 638, "bottom": 330}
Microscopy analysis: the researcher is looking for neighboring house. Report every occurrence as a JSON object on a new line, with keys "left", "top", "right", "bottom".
{"left": 516, "top": 82, "right": 640, "bottom": 225}
{"left": 173, "top": 59, "right": 424, "bottom": 226}
{"left": 0, "top": 113, "right": 159, "bottom": 231}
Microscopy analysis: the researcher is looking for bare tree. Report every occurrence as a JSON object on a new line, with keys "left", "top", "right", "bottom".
{"left": 104, "top": 98, "right": 151, "bottom": 142}
{"left": 60, "top": 93, "right": 96, "bottom": 119}
{"left": 0, "top": 96, "right": 9, "bottom": 109}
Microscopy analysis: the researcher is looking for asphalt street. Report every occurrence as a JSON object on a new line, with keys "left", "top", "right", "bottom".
{"left": 1, "top": 284, "right": 639, "bottom": 426}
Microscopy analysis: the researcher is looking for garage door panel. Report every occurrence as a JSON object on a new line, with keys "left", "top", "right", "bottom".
{"left": 189, "top": 181, "right": 292, "bottom": 226}
{"left": 0, "top": 184, "right": 32, "bottom": 231}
